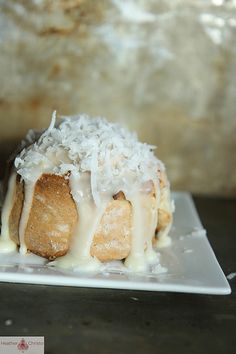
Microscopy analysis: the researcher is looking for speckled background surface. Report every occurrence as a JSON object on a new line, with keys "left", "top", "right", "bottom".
{"left": 0, "top": 0, "right": 236, "bottom": 195}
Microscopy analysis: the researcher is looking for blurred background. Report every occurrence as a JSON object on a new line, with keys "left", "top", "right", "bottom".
{"left": 0, "top": 0, "right": 235, "bottom": 196}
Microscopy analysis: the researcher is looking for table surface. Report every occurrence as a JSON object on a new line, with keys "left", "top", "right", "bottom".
{"left": 0, "top": 196, "right": 235, "bottom": 354}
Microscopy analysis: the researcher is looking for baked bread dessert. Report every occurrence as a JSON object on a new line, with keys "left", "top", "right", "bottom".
{"left": 0, "top": 113, "right": 174, "bottom": 272}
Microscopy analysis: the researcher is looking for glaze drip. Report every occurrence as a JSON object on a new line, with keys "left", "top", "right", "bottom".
{"left": 0, "top": 172, "right": 17, "bottom": 252}
{"left": 51, "top": 173, "right": 112, "bottom": 271}
{"left": 124, "top": 180, "right": 159, "bottom": 272}
{"left": 19, "top": 180, "right": 36, "bottom": 254}
{"left": 145, "top": 180, "right": 160, "bottom": 263}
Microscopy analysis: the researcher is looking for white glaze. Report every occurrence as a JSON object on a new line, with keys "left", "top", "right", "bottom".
{"left": 125, "top": 179, "right": 160, "bottom": 272}
{"left": 51, "top": 173, "right": 111, "bottom": 271}
{"left": 18, "top": 180, "right": 36, "bottom": 254}
{"left": 0, "top": 172, "right": 17, "bottom": 253}
{"left": 145, "top": 179, "right": 160, "bottom": 263}
{"left": 156, "top": 233, "right": 172, "bottom": 248}
{"left": 124, "top": 191, "right": 147, "bottom": 272}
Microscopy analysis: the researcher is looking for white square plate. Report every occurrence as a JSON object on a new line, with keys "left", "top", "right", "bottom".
{"left": 0, "top": 192, "right": 231, "bottom": 294}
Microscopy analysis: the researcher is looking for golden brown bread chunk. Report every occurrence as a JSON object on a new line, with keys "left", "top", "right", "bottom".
{"left": 10, "top": 174, "right": 78, "bottom": 259}
{"left": 155, "top": 170, "right": 173, "bottom": 238}
{"left": 157, "top": 209, "right": 172, "bottom": 232}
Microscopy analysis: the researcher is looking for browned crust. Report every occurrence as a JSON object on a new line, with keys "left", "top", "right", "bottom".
{"left": 90, "top": 199, "right": 132, "bottom": 262}
{"left": 157, "top": 209, "right": 172, "bottom": 232}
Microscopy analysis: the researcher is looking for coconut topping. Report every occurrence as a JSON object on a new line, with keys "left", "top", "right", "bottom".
{"left": 14, "top": 112, "right": 164, "bottom": 205}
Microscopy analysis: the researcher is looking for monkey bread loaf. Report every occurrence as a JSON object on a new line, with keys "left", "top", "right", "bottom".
{"left": 0, "top": 113, "right": 174, "bottom": 272}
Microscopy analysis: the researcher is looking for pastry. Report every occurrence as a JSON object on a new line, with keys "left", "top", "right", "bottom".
{"left": 0, "top": 113, "right": 174, "bottom": 272}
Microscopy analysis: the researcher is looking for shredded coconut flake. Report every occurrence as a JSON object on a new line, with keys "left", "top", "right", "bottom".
{"left": 48, "top": 110, "right": 57, "bottom": 132}
{"left": 15, "top": 113, "right": 164, "bottom": 204}
{"left": 227, "top": 272, "right": 236, "bottom": 280}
